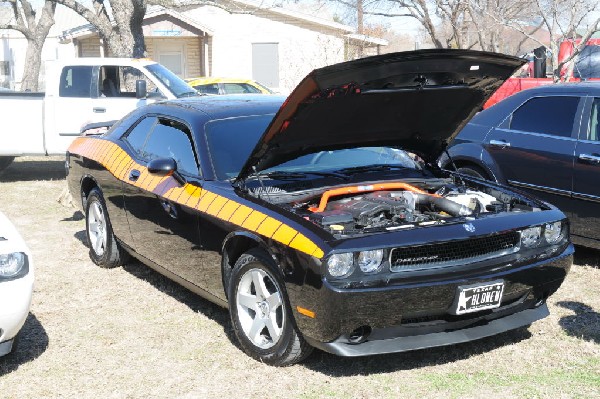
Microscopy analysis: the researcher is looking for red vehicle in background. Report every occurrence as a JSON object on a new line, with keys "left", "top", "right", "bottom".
{"left": 484, "top": 38, "right": 600, "bottom": 108}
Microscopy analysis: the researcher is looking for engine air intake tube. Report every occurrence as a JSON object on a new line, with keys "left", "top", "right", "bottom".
{"left": 412, "top": 192, "right": 473, "bottom": 217}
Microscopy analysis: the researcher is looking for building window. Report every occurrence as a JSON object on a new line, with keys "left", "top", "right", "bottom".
{"left": 252, "top": 43, "right": 279, "bottom": 89}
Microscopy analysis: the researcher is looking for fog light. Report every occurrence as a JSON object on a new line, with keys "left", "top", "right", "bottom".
{"left": 327, "top": 253, "right": 354, "bottom": 277}
{"left": 521, "top": 226, "right": 541, "bottom": 248}
{"left": 544, "top": 221, "right": 563, "bottom": 244}
{"left": 0, "top": 252, "right": 25, "bottom": 277}
{"left": 358, "top": 249, "right": 384, "bottom": 273}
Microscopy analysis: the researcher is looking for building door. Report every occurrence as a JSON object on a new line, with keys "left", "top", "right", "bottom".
{"left": 252, "top": 43, "right": 279, "bottom": 89}
{"left": 155, "top": 40, "right": 186, "bottom": 77}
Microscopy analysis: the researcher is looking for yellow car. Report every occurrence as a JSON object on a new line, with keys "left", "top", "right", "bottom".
{"left": 185, "top": 77, "right": 273, "bottom": 95}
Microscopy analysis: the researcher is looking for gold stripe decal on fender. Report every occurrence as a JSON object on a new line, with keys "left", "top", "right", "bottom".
{"left": 68, "top": 137, "right": 325, "bottom": 258}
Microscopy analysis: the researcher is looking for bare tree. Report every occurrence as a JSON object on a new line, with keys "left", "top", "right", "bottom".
{"left": 499, "top": 0, "right": 600, "bottom": 80}
{"left": 51, "top": 0, "right": 146, "bottom": 57}
{"left": 0, "top": 0, "right": 56, "bottom": 91}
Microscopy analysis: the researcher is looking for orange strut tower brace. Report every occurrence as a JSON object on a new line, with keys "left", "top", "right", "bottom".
{"left": 308, "top": 182, "right": 435, "bottom": 213}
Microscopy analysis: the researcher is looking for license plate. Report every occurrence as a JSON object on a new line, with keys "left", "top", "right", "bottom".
{"left": 452, "top": 281, "right": 504, "bottom": 315}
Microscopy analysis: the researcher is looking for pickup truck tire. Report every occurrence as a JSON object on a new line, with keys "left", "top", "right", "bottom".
{"left": 0, "top": 156, "right": 14, "bottom": 172}
{"left": 228, "top": 249, "right": 313, "bottom": 366}
{"left": 85, "top": 188, "right": 128, "bottom": 268}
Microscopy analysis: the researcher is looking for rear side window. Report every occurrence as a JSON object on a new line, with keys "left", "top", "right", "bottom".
{"left": 223, "top": 83, "right": 261, "bottom": 94}
{"left": 588, "top": 98, "right": 600, "bottom": 141}
{"left": 195, "top": 84, "right": 219, "bottom": 95}
{"left": 510, "top": 96, "right": 579, "bottom": 137}
{"left": 59, "top": 66, "right": 93, "bottom": 98}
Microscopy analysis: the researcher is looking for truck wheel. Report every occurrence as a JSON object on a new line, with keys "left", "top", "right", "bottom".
{"left": 457, "top": 165, "right": 490, "bottom": 181}
{"left": 0, "top": 156, "right": 14, "bottom": 172}
{"left": 85, "top": 188, "right": 128, "bottom": 268}
{"left": 228, "top": 249, "right": 313, "bottom": 366}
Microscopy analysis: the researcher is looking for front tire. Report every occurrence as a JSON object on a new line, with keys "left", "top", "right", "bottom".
{"left": 457, "top": 165, "right": 490, "bottom": 180}
{"left": 228, "top": 249, "right": 313, "bottom": 366}
{"left": 85, "top": 188, "right": 128, "bottom": 268}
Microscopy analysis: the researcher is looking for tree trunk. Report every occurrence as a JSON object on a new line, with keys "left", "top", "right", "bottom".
{"left": 21, "top": 39, "right": 43, "bottom": 91}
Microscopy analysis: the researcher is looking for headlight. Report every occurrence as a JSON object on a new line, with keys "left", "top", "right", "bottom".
{"left": 521, "top": 226, "right": 541, "bottom": 248}
{"left": 358, "top": 250, "right": 384, "bottom": 273}
{"left": 327, "top": 253, "right": 354, "bottom": 277}
{"left": 544, "top": 221, "right": 563, "bottom": 244}
{"left": 0, "top": 252, "right": 26, "bottom": 277}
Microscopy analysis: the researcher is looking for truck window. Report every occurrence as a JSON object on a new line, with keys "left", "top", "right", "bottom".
{"left": 99, "top": 66, "right": 159, "bottom": 98}
{"left": 574, "top": 45, "right": 600, "bottom": 79}
{"left": 59, "top": 66, "right": 93, "bottom": 98}
{"left": 510, "top": 96, "right": 579, "bottom": 137}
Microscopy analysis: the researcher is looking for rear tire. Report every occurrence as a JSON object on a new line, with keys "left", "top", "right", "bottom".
{"left": 228, "top": 249, "right": 313, "bottom": 366}
{"left": 85, "top": 188, "right": 128, "bottom": 268}
{"left": 0, "top": 156, "right": 14, "bottom": 172}
{"left": 456, "top": 165, "right": 490, "bottom": 181}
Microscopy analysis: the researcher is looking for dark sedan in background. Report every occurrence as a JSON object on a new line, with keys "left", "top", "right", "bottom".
{"left": 442, "top": 83, "right": 600, "bottom": 249}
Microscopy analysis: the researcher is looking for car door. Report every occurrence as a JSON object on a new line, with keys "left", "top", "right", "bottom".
{"left": 120, "top": 115, "right": 209, "bottom": 288}
{"left": 571, "top": 96, "right": 600, "bottom": 242}
{"left": 484, "top": 95, "right": 584, "bottom": 213}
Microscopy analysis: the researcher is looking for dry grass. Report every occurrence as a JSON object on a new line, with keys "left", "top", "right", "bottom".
{"left": 0, "top": 156, "right": 598, "bottom": 399}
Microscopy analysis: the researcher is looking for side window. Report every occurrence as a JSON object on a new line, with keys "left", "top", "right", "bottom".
{"left": 223, "top": 83, "right": 260, "bottom": 94}
{"left": 59, "top": 66, "right": 93, "bottom": 98}
{"left": 124, "top": 117, "right": 157, "bottom": 151}
{"left": 588, "top": 98, "right": 600, "bottom": 141}
{"left": 142, "top": 119, "right": 198, "bottom": 175}
{"left": 99, "top": 66, "right": 158, "bottom": 97}
{"left": 195, "top": 84, "right": 219, "bottom": 95}
{"left": 510, "top": 96, "right": 579, "bottom": 137}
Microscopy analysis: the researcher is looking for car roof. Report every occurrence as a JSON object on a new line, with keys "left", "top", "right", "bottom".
{"left": 186, "top": 77, "right": 256, "bottom": 85}
{"left": 518, "top": 81, "right": 600, "bottom": 95}
{"left": 143, "top": 94, "right": 286, "bottom": 121}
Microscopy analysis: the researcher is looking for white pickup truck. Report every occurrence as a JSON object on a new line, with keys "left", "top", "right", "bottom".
{"left": 0, "top": 58, "right": 198, "bottom": 171}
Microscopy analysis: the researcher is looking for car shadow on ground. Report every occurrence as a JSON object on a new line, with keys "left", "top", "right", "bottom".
{"left": 114, "top": 255, "right": 533, "bottom": 374}
{"left": 0, "top": 160, "right": 65, "bottom": 182}
{"left": 573, "top": 246, "right": 600, "bottom": 268}
{"left": 0, "top": 313, "right": 49, "bottom": 375}
{"left": 556, "top": 301, "right": 600, "bottom": 344}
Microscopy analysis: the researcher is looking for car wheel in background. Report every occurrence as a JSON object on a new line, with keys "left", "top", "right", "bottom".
{"left": 85, "top": 188, "right": 128, "bottom": 268}
{"left": 228, "top": 249, "right": 313, "bottom": 366}
{"left": 457, "top": 165, "right": 490, "bottom": 180}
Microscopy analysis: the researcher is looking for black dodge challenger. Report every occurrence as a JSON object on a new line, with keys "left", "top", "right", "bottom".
{"left": 67, "top": 50, "right": 573, "bottom": 366}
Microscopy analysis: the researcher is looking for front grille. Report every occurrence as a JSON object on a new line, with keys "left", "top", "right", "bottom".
{"left": 390, "top": 231, "right": 520, "bottom": 272}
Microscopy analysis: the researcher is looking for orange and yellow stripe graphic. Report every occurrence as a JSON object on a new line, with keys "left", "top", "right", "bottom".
{"left": 69, "top": 137, "right": 325, "bottom": 258}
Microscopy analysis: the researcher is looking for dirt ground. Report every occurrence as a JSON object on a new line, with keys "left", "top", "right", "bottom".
{"left": 0, "top": 156, "right": 598, "bottom": 399}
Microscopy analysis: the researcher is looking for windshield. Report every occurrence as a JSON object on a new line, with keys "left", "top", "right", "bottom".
{"left": 205, "top": 115, "right": 420, "bottom": 181}
{"left": 146, "top": 64, "right": 198, "bottom": 98}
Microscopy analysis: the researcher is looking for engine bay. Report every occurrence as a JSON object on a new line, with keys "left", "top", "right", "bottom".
{"left": 249, "top": 177, "right": 543, "bottom": 236}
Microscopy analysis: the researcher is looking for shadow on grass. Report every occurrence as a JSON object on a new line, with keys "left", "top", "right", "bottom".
{"left": 557, "top": 301, "right": 600, "bottom": 344}
{"left": 573, "top": 246, "right": 600, "bottom": 268}
{"left": 121, "top": 260, "right": 232, "bottom": 338}
{"left": 0, "top": 160, "right": 65, "bottom": 182}
{"left": 116, "top": 256, "right": 535, "bottom": 374}
{"left": 0, "top": 313, "right": 49, "bottom": 375}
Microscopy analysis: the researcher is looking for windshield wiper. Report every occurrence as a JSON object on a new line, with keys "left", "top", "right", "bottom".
{"left": 337, "top": 164, "right": 408, "bottom": 175}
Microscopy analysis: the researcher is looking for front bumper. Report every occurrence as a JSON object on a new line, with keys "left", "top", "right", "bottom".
{"left": 0, "top": 273, "right": 34, "bottom": 356}
{"left": 289, "top": 244, "right": 573, "bottom": 356}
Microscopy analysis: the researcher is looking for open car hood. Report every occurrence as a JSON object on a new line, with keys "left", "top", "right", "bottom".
{"left": 237, "top": 49, "right": 524, "bottom": 180}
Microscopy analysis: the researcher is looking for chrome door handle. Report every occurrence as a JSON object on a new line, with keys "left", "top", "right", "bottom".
{"left": 489, "top": 139, "right": 511, "bottom": 148}
{"left": 93, "top": 107, "right": 106, "bottom": 113}
{"left": 578, "top": 153, "right": 600, "bottom": 164}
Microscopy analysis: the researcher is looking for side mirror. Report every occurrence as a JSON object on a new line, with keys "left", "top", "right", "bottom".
{"left": 147, "top": 158, "right": 186, "bottom": 185}
{"left": 136, "top": 79, "right": 147, "bottom": 99}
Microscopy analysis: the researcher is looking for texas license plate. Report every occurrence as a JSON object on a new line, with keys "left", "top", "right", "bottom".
{"left": 452, "top": 281, "right": 505, "bottom": 315}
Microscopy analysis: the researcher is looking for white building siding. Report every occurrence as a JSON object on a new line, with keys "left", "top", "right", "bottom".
{"left": 185, "top": 6, "right": 345, "bottom": 93}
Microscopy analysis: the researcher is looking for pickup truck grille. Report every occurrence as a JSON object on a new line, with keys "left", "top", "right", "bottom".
{"left": 389, "top": 231, "right": 520, "bottom": 272}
